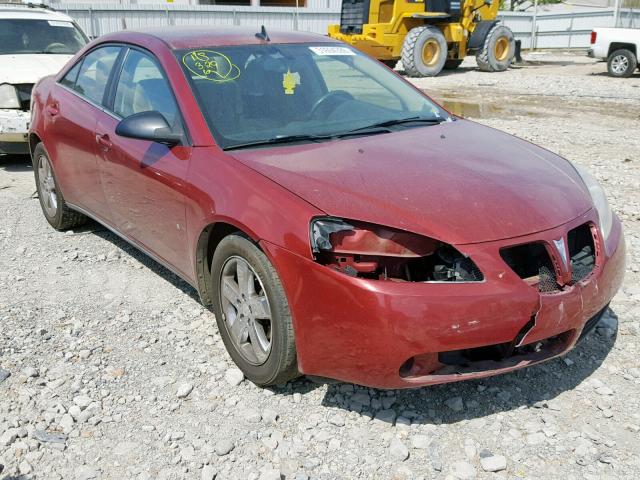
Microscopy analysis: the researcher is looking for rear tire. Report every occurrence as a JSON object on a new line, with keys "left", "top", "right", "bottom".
{"left": 32, "top": 143, "right": 87, "bottom": 230}
{"left": 476, "top": 24, "right": 515, "bottom": 72}
{"left": 211, "top": 234, "right": 299, "bottom": 386}
{"left": 607, "top": 49, "right": 637, "bottom": 78}
{"left": 401, "top": 26, "right": 448, "bottom": 77}
{"left": 443, "top": 59, "right": 464, "bottom": 70}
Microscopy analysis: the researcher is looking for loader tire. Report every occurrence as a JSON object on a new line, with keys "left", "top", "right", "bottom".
{"left": 401, "top": 26, "right": 448, "bottom": 77}
{"left": 443, "top": 59, "right": 464, "bottom": 70}
{"left": 476, "top": 24, "right": 515, "bottom": 72}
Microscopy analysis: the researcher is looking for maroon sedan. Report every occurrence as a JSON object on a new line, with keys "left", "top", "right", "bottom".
{"left": 29, "top": 27, "right": 625, "bottom": 388}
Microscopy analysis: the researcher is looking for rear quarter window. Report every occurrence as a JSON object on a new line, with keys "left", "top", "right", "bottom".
{"left": 73, "top": 46, "right": 121, "bottom": 105}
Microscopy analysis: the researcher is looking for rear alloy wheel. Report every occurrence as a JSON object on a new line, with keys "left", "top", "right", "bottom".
{"left": 32, "top": 143, "right": 86, "bottom": 230}
{"left": 401, "top": 26, "right": 448, "bottom": 77}
{"left": 211, "top": 234, "right": 298, "bottom": 386}
{"left": 476, "top": 24, "right": 515, "bottom": 72}
{"left": 607, "top": 49, "right": 637, "bottom": 78}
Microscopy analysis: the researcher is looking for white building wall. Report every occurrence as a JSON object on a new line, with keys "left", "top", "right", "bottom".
{"left": 48, "top": 0, "right": 337, "bottom": 7}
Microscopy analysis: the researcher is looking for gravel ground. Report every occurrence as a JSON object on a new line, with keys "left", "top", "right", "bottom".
{"left": 1, "top": 52, "right": 639, "bottom": 480}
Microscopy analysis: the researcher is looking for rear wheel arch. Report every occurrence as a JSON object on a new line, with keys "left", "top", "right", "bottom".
{"left": 608, "top": 43, "right": 636, "bottom": 58}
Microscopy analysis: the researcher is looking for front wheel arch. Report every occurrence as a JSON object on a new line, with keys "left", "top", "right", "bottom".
{"left": 194, "top": 221, "right": 261, "bottom": 309}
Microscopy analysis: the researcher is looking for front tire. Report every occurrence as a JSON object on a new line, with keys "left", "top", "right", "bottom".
{"left": 401, "top": 26, "right": 448, "bottom": 77}
{"left": 211, "top": 234, "right": 298, "bottom": 386}
{"left": 476, "top": 24, "right": 515, "bottom": 72}
{"left": 32, "top": 143, "right": 86, "bottom": 230}
{"left": 607, "top": 49, "right": 637, "bottom": 78}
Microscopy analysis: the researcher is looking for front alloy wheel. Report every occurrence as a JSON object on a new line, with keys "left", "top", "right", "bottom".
{"left": 220, "top": 256, "right": 272, "bottom": 365}
{"left": 211, "top": 234, "right": 298, "bottom": 386}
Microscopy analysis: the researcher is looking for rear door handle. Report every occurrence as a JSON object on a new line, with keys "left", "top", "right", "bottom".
{"left": 96, "top": 133, "right": 112, "bottom": 152}
{"left": 46, "top": 103, "right": 59, "bottom": 116}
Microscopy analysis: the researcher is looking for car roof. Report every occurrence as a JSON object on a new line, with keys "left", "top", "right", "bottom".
{"left": 0, "top": 5, "right": 75, "bottom": 22}
{"left": 100, "top": 26, "right": 339, "bottom": 50}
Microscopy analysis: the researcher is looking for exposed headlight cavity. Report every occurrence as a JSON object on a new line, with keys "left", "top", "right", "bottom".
{"left": 0, "top": 83, "right": 20, "bottom": 109}
{"left": 575, "top": 166, "right": 613, "bottom": 240}
{"left": 309, "top": 217, "right": 484, "bottom": 282}
{"left": 311, "top": 218, "right": 354, "bottom": 253}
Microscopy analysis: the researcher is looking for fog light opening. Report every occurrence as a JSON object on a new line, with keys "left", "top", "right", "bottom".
{"left": 399, "top": 357, "right": 415, "bottom": 378}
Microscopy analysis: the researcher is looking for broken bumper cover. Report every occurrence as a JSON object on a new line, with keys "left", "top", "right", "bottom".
{"left": 263, "top": 209, "right": 625, "bottom": 389}
{"left": 0, "top": 109, "right": 30, "bottom": 155}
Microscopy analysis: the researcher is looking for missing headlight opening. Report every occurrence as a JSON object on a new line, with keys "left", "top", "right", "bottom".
{"left": 568, "top": 223, "right": 597, "bottom": 283}
{"left": 311, "top": 218, "right": 484, "bottom": 282}
{"left": 500, "top": 222, "right": 597, "bottom": 293}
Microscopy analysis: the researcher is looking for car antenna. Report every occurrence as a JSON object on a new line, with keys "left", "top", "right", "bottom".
{"left": 255, "top": 25, "right": 270, "bottom": 42}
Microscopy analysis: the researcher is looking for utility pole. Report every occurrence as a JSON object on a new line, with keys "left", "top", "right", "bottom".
{"left": 531, "top": 0, "right": 538, "bottom": 50}
{"left": 612, "top": 0, "right": 620, "bottom": 28}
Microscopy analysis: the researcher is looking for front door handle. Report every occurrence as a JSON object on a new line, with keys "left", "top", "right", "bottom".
{"left": 96, "top": 133, "right": 112, "bottom": 152}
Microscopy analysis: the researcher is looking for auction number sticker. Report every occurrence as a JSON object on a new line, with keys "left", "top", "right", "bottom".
{"left": 309, "top": 46, "right": 355, "bottom": 56}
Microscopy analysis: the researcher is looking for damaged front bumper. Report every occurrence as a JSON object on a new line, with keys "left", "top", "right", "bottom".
{"left": 263, "top": 209, "right": 625, "bottom": 389}
{"left": 0, "top": 109, "right": 30, "bottom": 155}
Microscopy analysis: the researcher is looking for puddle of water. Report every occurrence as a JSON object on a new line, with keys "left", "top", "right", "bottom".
{"left": 428, "top": 89, "right": 636, "bottom": 120}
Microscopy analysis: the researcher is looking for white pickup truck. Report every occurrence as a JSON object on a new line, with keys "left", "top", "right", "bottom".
{"left": 588, "top": 27, "right": 640, "bottom": 78}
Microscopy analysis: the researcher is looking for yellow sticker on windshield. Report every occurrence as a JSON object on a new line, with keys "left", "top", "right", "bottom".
{"left": 283, "top": 69, "right": 300, "bottom": 95}
{"left": 182, "top": 50, "right": 240, "bottom": 83}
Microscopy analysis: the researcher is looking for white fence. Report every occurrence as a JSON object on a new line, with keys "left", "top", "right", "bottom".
{"left": 58, "top": 2, "right": 640, "bottom": 49}
{"left": 498, "top": 9, "right": 639, "bottom": 49}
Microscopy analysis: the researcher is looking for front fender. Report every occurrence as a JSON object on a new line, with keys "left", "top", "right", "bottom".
{"left": 184, "top": 147, "right": 324, "bottom": 298}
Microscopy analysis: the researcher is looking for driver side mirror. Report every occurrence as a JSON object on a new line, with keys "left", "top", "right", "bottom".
{"left": 115, "top": 111, "right": 182, "bottom": 146}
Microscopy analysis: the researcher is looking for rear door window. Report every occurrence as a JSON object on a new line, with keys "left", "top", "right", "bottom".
{"left": 74, "top": 46, "right": 121, "bottom": 105}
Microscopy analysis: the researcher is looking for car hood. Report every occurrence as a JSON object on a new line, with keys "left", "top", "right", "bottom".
{"left": 230, "top": 120, "right": 593, "bottom": 244}
{"left": 0, "top": 54, "right": 72, "bottom": 84}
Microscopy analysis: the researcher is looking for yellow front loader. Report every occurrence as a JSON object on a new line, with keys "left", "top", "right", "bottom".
{"left": 328, "top": 0, "right": 516, "bottom": 77}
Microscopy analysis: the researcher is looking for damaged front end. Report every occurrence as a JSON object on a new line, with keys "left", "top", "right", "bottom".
{"left": 0, "top": 83, "right": 32, "bottom": 155}
{"left": 310, "top": 217, "right": 484, "bottom": 283}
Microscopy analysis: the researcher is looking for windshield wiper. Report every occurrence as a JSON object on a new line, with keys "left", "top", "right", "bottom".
{"left": 224, "top": 134, "right": 333, "bottom": 151}
{"left": 223, "top": 128, "right": 390, "bottom": 151}
{"left": 344, "top": 116, "right": 447, "bottom": 134}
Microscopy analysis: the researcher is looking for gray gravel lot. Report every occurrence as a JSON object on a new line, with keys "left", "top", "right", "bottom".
{"left": 1, "top": 52, "right": 639, "bottom": 480}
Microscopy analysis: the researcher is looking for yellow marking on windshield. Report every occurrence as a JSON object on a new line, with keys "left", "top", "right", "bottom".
{"left": 282, "top": 69, "right": 299, "bottom": 95}
{"left": 182, "top": 50, "right": 240, "bottom": 83}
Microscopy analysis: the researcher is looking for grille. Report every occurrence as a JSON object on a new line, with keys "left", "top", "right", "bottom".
{"left": 500, "top": 242, "right": 559, "bottom": 293}
{"left": 14, "top": 83, "right": 34, "bottom": 111}
{"left": 568, "top": 223, "right": 596, "bottom": 283}
{"left": 339, "top": 0, "right": 370, "bottom": 34}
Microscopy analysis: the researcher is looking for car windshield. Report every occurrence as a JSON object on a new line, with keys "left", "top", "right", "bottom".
{"left": 0, "top": 19, "right": 87, "bottom": 55}
{"left": 177, "top": 43, "right": 450, "bottom": 149}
